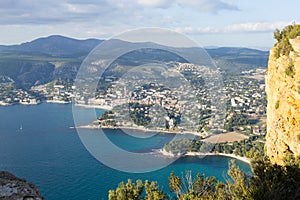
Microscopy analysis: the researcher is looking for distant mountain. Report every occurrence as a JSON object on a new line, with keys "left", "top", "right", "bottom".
{"left": 206, "top": 47, "right": 268, "bottom": 57}
{"left": 0, "top": 35, "right": 103, "bottom": 57}
{"left": 206, "top": 47, "right": 269, "bottom": 74}
{"left": 0, "top": 35, "right": 269, "bottom": 88}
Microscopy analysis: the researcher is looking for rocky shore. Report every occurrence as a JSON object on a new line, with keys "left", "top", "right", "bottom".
{"left": 0, "top": 171, "right": 44, "bottom": 200}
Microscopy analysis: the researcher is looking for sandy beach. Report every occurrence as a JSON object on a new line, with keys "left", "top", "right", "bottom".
{"left": 185, "top": 152, "right": 250, "bottom": 164}
{"left": 159, "top": 149, "right": 250, "bottom": 164}
{"left": 46, "top": 100, "right": 70, "bottom": 104}
{"left": 74, "top": 103, "right": 112, "bottom": 110}
{"left": 77, "top": 124, "right": 202, "bottom": 136}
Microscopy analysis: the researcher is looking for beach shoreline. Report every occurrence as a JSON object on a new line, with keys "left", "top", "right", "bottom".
{"left": 73, "top": 103, "right": 113, "bottom": 110}
{"left": 46, "top": 100, "right": 70, "bottom": 104}
{"left": 77, "top": 124, "right": 202, "bottom": 136}
{"left": 159, "top": 149, "right": 250, "bottom": 164}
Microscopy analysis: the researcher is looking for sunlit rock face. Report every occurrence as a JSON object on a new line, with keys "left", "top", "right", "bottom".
{"left": 265, "top": 36, "right": 300, "bottom": 165}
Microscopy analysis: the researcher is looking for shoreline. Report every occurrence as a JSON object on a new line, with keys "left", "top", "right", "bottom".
{"left": 78, "top": 124, "right": 250, "bottom": 164}
{"left": 46, "top": 100, "right": 71, "bottom": 104}
{"left": 186, "top": 152, "right": 251, "bottom": 164}
{"left": 0, "top": 101, "right": 114, "bottom": 109}
{"left": 73, "top": 103, "right": 112, "bottom": 110}
{"left": 77, "top": 124, "right": 202, "bottom": 136}
{"left": 159, "top": 149, "right": 250, "bottom": 164}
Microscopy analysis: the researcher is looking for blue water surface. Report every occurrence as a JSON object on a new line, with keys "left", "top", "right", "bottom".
{"left": 0, "top": 104, "right": 251, "bottom": 199}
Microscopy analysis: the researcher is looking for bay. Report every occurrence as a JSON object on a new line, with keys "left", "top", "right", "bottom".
{"left": 0, "top": 103, "right": 251, "bottom": 199}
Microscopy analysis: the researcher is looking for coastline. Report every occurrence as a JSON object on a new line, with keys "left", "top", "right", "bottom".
{"left": 3, "top": 101, "right": 250, "bottom": 165}
{"left": 78, "top": 124, "right": 250, "bottom": 164}
{"left": 73, "top": 103, "right": 112, "bottom": 110}
{"left": 46, "top": 100, "right": 70, "bottom": 104}
{"left": 77, "top": 124, "right": 202, "bottom": 136}
{"left": 186, "top": 152, "right": 251, "bottom": 164}
{"left": 159, "top": 149, "right": 250, "bottom": 164}
{"left": 0, "top": 101, "right": 114, "bottom": 109}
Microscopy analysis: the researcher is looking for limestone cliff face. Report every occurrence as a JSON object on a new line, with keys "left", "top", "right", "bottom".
{"left": 0, "top": 171, "right": 44, "bottom": 200}
{"left": 265, "top": 37, "right": 300, "bottom": 165}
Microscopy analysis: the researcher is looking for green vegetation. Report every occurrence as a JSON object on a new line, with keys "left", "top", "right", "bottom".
{"left": 98, "top": 111, "right": 117, "bottom": 127}
{"left": 129, "top": 103, "right": 151, "bottom": 127}
{"left": 224, "top": 112, "right": 249, "bottom": 132}
{"left": 275, "top": 100, "right": 280, "bottom": 109}
{"left": 99, "top": 111, "right": 114, "bottom": 120}
{"left": 0, "top": 83, "right": 17, "bottom": 103}
{"left": 285, "top": 61, "right": 295, "bottom": 77}
{"left": 206, "top": 48, "right": 269, "bottom": 75}
{"left": 297, "top": 85, "right": 300, "bottom": 94}
{"left": 108, "top": 179, "right": 166, "bottom": 200}
{"left": 274, "top": 24, "right": 300, "bottom": 58}
{"left": 163, "top": 135, "right": 265, "bottom": 159}
{"left": 110, "top": 158, "right": 300, "bottom": 199}
{"left": 250, "top": 157, "right": 300, "bottom": 200}
{"left": 214, "top": 137, "right": 265, "bottom": 159}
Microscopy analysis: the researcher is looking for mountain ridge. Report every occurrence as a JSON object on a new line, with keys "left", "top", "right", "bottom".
{"left": 0, "top": 35, "right": 103, "bottom": 57}
{"left": 0, "top": 35, "right": 269, "bottom": 88}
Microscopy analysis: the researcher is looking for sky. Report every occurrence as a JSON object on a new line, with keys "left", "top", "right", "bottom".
{"left": 0, "top": 0, "right": 299, "bottom": 49}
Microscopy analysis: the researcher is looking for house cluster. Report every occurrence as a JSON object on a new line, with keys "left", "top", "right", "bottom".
{"left": 225, "top": 76, "right": 266, "bottom": 117}
{"left": 0, "top": 83, "right": 40, "bottom": 105}
{"left": 32, "top": 81, "right": 75, "bottom": 103}
{"left": 0, "top": 62, "right": 267, "bottom": 136}
{"left": 224, "top": 75, "right": 267, "bottom": 135}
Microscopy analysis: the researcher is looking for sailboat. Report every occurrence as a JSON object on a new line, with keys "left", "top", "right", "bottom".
{"left": 17, "top": 125, "right": 23, "bottom": 133}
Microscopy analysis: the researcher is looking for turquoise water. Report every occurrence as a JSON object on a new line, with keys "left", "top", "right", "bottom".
{"left": 0, "top": 104, "right": 251, "bottom": 199}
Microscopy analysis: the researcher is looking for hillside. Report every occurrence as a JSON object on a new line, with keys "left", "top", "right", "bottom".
{"left": 0, "top": 35, "right": 269, "bottom": 88}
{"left": 0, "top": 35, "right": 103, "bottom": 57}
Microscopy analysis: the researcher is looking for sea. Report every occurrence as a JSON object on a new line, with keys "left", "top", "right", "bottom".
{"left": 0, "top": 103, "right": 251, "bottom": 199}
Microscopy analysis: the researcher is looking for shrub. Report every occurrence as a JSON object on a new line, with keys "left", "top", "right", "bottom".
{"left": 285, "top": 62, "right": 295, "bottom": 77}
{"left": 274, "top": 24, "right": 300, "bottom": 57}
{"left": 275, "top": 100, "right": 280, "bottom": 109}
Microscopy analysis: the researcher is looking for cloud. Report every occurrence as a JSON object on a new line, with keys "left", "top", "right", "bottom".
{"left": 136, "top": 0, "right": 173, "bottom": 8}
{"left": 176, "top": 21, "right": 292, "bottom": 34}
{"left": 0, "top": 0, "right": 115, "bottom": 24}
{"left": 136, "top": 0, "right": 239, "bottom": 12}
{"left": 224, "top": 22, "right": 290, "bottom": 33}
{"left": 177, "top": 0, "right": 239, "bottom": 13}
{"left": 0, "top": 0, "right": 239, "bottom": 25}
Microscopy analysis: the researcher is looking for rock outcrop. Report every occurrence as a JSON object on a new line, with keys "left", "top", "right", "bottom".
{"left": 0, "top": 171, "right": 44, "bottom": 200}
{"left": 265, "top": 36, "right": 300, "bottom": 165}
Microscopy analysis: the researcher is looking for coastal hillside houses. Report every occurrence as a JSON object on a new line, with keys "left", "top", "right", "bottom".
{"left": 0, "top": 62, "right": 267, "bottom": 136}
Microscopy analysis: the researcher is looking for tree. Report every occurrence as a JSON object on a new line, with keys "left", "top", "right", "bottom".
{"left": 108, "top": 179, "right": 143, "bottom": 200}
{"left": 109, "top": 179, "right": 166, "bottom": 200}
{"left": 274, "top": 28, "right": 282, "bottom": 42}
{"left": 168, "top": 171, "right": 181, "bottom": 198}
{"left": 110, "top": 157, "right": 300, "bottom": 200}
{"left": 226, "top": 160, "right": 251, "bottom": 199}
{"left": 144, "top": 180, "right": 166, "bottom": 200}
{"left": 250, "top": 157, "right": 300, "bottom": 200}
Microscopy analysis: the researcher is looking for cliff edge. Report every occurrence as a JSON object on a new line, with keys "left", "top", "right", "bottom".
{"left": 265, "top": 25, "right": 300, "bottom": 165}
{"left": 0, "top": 171, "right": 44, "bottom": 200}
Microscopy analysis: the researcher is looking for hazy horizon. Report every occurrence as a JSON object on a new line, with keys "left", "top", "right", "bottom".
{"left": 0, "top": 34, "right": 271, "bottom": 51}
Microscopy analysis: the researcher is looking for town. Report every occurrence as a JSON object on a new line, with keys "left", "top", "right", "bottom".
{"left": 0, "top": 63, "right": 267, "bottom": 137}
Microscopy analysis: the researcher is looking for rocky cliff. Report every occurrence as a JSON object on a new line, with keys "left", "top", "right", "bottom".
{"left": 265, "top": 33, "right": 300, "bottom": 165}
{"left": 0, "top": 171, "right": 44, "bottom": 200}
